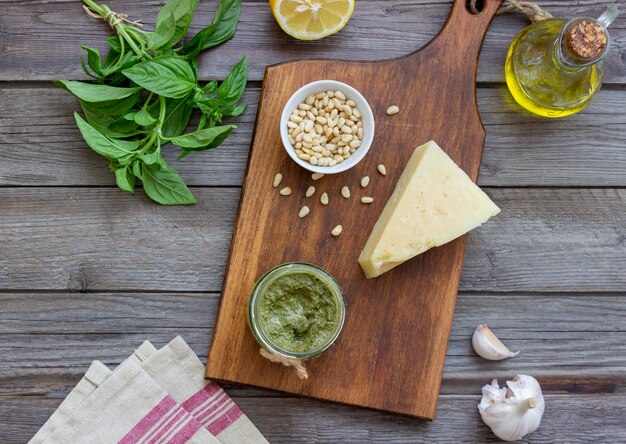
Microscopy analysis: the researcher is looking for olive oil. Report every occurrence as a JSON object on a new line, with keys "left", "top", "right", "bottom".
{"left": 505, "top": 6, "right": 619, "bottom": 118}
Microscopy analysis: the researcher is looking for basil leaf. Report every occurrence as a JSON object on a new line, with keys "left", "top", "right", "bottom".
{"left": 115, "top": 165, "right": 136, "bottom": 193}
{"left": 80, "top": 104, "right": 140, "bottom": 138}
{"left": 55, "top": 80, "right": 142, "bottom": 103}
{"left": 202, "top": 80, "right": 218, "bottom": 93}
{"left": 161, "top": 96, "right": 194, "bottom": 138}
{"left": 74, "top": 113, "right": 141, "bottom": 159}
{"left": 170, "top": 124, "right": 235, "bottom": 149}
{"left": 122, "top": 56, "right": 196, "bottom": 98}
{"left": 158, "top": 0, "right": 199, "bottom": 49}
{"left": 138, "top": 151, "right": 163, "bottom": 165}
{"left": 148, "top": 10, "right": 177, "bottom": 50}
{"left": 107, "top": 36, "right": 122, "bottom": 53}
{"left": 134, "top": 109, "right": 157, "bottom": 126}
{"left": 182, "top": 0, "right": 241, "bottom": 58}
{"left": 222, "top": 103, "right": 246, "bottom": 117}
{"left": 140, "top": 160, "right": 196, "bottom": 205}
{"left": 80, "top": 46, "right": 103, "bottom": 76}
{"left": 217, "top": 57, "right": 247, "bottom": 105}
{"left": 132, "top": 160, "right": 144, "bottom": 179}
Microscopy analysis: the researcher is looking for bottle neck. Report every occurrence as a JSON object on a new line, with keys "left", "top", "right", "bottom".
{"left": 554, "top": 18, "right": 609, "bottom": 69}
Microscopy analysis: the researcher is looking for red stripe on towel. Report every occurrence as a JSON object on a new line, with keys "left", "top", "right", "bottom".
{"left": 118, "top": 396, "right": 177, "bottom": 444}
{"left": 181, "top": 384, "right": 243, "bottom": 436}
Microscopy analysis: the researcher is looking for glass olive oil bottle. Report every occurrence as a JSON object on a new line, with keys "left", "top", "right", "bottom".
{"left": 505, "top": 6, "right": 619, "bottom": 118}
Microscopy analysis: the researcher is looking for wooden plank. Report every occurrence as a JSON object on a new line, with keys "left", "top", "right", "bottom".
{"left": 0, "top": 292, "right": 624, "bottom": 387}
{"left": 0, "top": 188, "right": 624, "bottom": 292}
{"left": 2, "top": 87, "right": 626, "bottom": 187}
{"left": 0, "top": 1, "right": 624, "bottom": 83}
{"left": 2, "top": 394, "right": 625, "bottom": 443}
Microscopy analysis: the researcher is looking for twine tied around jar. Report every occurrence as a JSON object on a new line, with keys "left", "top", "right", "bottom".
{"left": 260, "top": 348, "right": 309, "bottom": 379}
{"left": 470, "top": 0, "right": 553, "bottom": 22}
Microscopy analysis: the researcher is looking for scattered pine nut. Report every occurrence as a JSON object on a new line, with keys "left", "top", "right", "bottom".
{"left": 377, "top": 164, "right": 387, "bottom": 176}
{"left": 360, "top": 176, "right": 370, "bottom": 188}
{"left": 341, "top": 186, "right": 350, "bottom": 199}
{"left": 305, "top": 186, "right": 316, "bottom": 197}
{"left": 273, "top": 173, "right": 283, "bottom": 188}
{"left": 299, "top": 206, "right": 310, "bottom": 218}
{"left": 279, "top": 187, "right": 292, "bottom": 196}
{"left": 331, "top": 225, "right": 343, "bottom": 237}
{"left": 361, "top": 196, "right": 374, "bottom": 204}
{"left": 311, "top": 173, "right": 324, "bottom": 181}
{"left": 320, "top": 192, "right": 329, "bottom": 206}
{"left": 386, "top": 105, "right": 400, "bottom": 115}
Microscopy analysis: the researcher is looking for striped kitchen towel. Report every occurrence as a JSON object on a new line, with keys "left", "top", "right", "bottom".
{"left": 131, "top": 337, "right": 268, "bottom": 444}
{"left": 30, "top": 337, "right": 267, "bottom": 444}
{"left": 41, "top": 359, "right": 219, "bottom": 443}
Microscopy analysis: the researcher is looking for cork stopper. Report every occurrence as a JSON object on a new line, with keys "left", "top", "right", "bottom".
{"left": 567, "top": 20, "right": 607, "bottom": 59}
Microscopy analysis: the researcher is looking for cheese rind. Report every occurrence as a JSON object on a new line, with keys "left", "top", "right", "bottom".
{"left": 358, "top": 140, "right": 500, "bottom": 278}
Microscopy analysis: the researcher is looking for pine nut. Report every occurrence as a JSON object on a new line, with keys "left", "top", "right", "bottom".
{"left": 298, "top": 153, "right": 311, "bottom": 160}
{"left": 331, "top": 225, "right": 343, "bottom": 236}
{"left": 361, "top": 196, "right": 374, "bottom": 204}
{"left": 279, "top": 187, "right": 292, "bottom": 196}
{"left": 315, "top": 91, "right": 326, "bottom": 99}
{"left": 335, "top": 91, "right": 346, "bottom": 100}
{"left": 327, "top": 90, "right": 335, "bottom": 98}
{"left": 357, "top": 127, "right": 363, "bottom": 139}
{"left": 361, "top": 176, "right": 370, "bottom": 188}
{"left": 329, "top": 159, "right": 337, "bottom": 166}
{"left": 377, "top": 164, "right": 387, "bottom": 176}
{"left": 386, "top": 105, "right": 400, "bottom": 115}
{"left": 306, "top": 185, "right": 316, "bottom": 197}
{"left": 320, "top": 192, "right": 329, "bottom": 205}
{"left": 299, "top": 103, "right": 312, "bottom": 111}
{"left": 316, "top": 116, "right": 327, "bottom": 124}
{"left": 304, "top": 121, "right": 314, "bottom": 132}
{"left": 310, "top": 156, "right": 318, "bottom": 165}
{"left": 299, "top": 206, "right": 310, "bottom": 218}
{"left": 341, "top": 186, "right": 350, "bottom": 199}
{"left": 273, "top": 173, "right": 283, "bottom": 188}
{"left": 288, "top": 135, "right": 296, "bottom": 145}
{"left": 334, "top": 154, "right": 344, "bottom": 162}
{"left": 349, "top": 139, "right": 361, "bottom": 149}
{"left": 311, "top": 107, "right": 319, "bottom": 116}
{"left": 342, "top": 105, "right": 352, "bottom": 116}
{"left": 353, "top": 108, "right": 361, "bottom": 118}
{"left": 312, "top": 173, "right": 324, "bottom": 180}
{"left": 315, "top": 124, "right": 323, "bottom": 135}
{"left": 306, "top": 94, "right": 315, "bottom": 105}
{"left": 341, "top": 125, "right": 352, "bottom": 134}
{"left": 290, "top": 115, "right": 303, "bottom": 123}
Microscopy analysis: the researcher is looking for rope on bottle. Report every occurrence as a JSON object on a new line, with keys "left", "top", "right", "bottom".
{"left": 469, "top": 0, "right": 553, "bottom": 22}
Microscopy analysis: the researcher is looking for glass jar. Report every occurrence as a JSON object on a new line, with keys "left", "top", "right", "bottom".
{"left": 247, "top": 262, "right": 345, "bottom": 360}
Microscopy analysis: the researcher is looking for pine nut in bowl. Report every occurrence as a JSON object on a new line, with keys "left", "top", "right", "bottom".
{"left": 280, "top": 80, "right": 375, "bottom": 174}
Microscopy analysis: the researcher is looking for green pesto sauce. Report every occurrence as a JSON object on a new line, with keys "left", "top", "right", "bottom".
{"left": 258, "top": 272, "right": 338, "bottom": 353}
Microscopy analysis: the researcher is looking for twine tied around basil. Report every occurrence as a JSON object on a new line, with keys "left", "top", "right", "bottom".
{"left": 470, "top": 0, "right": 553, "bottom": 22}
{"left": 260, "top": 349, "right": 309, "bottom": 379}
{"left": 83, "top": 5, "right": 143, "bottom": 29}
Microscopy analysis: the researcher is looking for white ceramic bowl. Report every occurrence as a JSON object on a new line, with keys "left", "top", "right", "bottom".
{"left": 280, "top": 80, "right": 375, "bottom": 174}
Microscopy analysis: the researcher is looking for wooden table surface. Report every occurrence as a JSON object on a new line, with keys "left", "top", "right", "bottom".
{"left": 1, "top": 1, "right": 625, "bottom": 442}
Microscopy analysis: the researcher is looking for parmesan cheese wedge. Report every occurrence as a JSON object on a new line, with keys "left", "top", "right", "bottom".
{"left": 358, "top": 140, "right": 500, "bottom": 278}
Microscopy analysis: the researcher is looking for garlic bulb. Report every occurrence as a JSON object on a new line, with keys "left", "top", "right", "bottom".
{"left": 472, "top": 323, "right": 519, "bottom": 360}
{"left": 478, "top": 375, "right": 545, "bottom": 441}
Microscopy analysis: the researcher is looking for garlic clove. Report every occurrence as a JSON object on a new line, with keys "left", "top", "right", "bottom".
{"left": 478, "top": 375, "right": 545, "bottom": 442}
{"left": 472, "top": 323, "right": 519, "bottom": 360}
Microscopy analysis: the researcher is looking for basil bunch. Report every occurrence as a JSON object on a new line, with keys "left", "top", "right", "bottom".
{"left": 56, "top": 0, "right": 247, "bottom": 205}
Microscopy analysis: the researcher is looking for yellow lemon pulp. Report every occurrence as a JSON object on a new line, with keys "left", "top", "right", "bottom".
{"left": 270, "top": 0, "right": 355, "bottom": 40}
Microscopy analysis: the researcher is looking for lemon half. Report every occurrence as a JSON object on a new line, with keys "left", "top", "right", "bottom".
{"left": 270, "top": 0, "right": 355, "bottom": 40}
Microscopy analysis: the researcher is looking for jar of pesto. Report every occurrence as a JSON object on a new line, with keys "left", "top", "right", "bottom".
{"left": 247, "top": 263, "right": 345, "bottom": 360}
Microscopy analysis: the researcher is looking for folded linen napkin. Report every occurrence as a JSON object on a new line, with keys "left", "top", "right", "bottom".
{"left": 42, "top": 358, "right": 220, "bottom": 443}
{"left": 29, "top": 361, "right": 112, "bottom": 444}
{"left": 132, "top": 337, "right": 268, "bottom": 444}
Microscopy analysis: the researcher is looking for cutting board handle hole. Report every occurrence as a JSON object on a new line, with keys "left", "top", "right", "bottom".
{"left": 465, "top": 0, "right": 484, "bottom": 14}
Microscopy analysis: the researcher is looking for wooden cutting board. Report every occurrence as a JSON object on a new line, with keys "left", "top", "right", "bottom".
{"left": 206, "top": 0, "right": 503, "bottom": 419}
